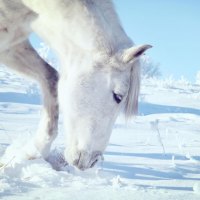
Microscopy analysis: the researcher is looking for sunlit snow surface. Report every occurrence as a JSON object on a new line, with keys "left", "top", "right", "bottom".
{"left": 1, "top": 66, "right": 200, "bottom": 200}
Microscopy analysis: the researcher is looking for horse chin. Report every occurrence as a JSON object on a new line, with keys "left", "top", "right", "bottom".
{"left": 66, "top": 150, "right": 102, "bottom": 170}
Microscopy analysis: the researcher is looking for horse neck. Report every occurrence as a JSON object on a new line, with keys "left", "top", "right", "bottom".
{"left": 24, "top": 0, "right": 133, "bottom": 56}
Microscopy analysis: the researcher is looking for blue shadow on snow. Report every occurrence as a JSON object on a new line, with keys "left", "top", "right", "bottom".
{"left": 0, "top": 92, "right": 41, "bottom": 105}
{"left": 139, "top": 102, "right": 200, "bottom": 116}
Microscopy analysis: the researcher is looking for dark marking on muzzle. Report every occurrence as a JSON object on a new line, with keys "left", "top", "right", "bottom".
{"left": 72, "top": 151, "right": 102, "bottom": 170}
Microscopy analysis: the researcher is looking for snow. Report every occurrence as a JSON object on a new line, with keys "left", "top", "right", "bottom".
{"left": 1, "top": 66, "right": 200, "bottom": 199}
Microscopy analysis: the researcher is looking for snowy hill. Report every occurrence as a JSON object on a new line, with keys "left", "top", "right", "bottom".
{"left": 0, "top": 66, "right": 200, "bottom": 200}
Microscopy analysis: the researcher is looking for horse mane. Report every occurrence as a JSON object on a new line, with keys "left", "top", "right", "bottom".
{"left": 92, "top": 0, "right": 140, "bottom": 119}
{"left": 124, "top": 60, "right": 141, "bottom": 120}
{"left": 81, "top": 0, "right": 133, "bottom": 55}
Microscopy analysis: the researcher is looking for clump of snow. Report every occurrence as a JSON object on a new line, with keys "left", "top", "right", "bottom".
{"left": 171, "top": 155, "right": 176, "bottom": 168}
{"left": 195, "top": 71, "right": 200, "bottom": 85}
{"left": 142, "top": 75, "right": 192, "bottom": 90}
{"left": 111, "top": 175, "right": 126, "bottom": 188}
{"left": 46, "top": 148, "right": 68, "bottom": 171}
{"left": 0, "top": 179, "right": 10, "bottom": 193}
{"left": 0, "top": 133, "right": 41, "bottom": 166}
{"left": 193, "top": 183, "right": 200, "bottom": 194}
{"left": 140, "top": 56, "right": 161, "bottom": 78}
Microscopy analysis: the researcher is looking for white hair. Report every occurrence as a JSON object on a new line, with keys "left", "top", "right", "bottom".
{"left": 124, "top": 60, "right": 141, "bottom": 120}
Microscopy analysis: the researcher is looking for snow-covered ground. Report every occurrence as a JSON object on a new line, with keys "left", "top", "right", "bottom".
{"left": 0, "top": 65, "right": 200, "bottom": 200}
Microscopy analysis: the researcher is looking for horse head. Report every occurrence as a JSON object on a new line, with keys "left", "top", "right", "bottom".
{"left": 58, "top": 44, "right": 151, "bottom": 170}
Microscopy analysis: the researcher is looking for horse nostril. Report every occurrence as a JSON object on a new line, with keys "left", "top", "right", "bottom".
{"left": 90, "top": 159, "right": 98, "bottom": 168}
{"left": 71, "top": 151, "right": 102, "bottom": 170}
{"left": 72, "top": 153, "right": 81, "bottom": 167}
{"left": 72, "top": 159, "right": 78, "bottom": 166}
{"left": 89, "top": 152, "right": 102, "bottom": 168}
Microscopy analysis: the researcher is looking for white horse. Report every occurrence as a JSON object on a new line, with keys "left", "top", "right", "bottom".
{"left": 0, "top": 0, "right": 151, "bottom": 170}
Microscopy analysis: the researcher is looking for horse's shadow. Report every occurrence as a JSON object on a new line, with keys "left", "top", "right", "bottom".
{"left": 103, "top": 150, "right": 200, "bottom": 191}
{"left": 139, "top": 102, "right": 200, "bottom": 116}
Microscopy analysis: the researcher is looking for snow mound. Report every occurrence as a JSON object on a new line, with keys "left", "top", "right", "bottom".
{"left": 0, "top": 134, "right": 41, "bottom": 165}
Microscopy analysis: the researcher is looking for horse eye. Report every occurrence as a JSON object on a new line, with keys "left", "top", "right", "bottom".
{"left": 113, "top": 92, "right": 123, "bottom": 104}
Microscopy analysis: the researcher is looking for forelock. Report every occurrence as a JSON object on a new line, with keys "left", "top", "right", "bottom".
{"left": 124, "top": 60, "right": 141, "bottom": 120}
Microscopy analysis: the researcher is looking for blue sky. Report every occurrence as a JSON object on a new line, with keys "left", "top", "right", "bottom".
{"left": 114, "top": 0, "right": 200, "bottom": 81}
{"left": 30, "top": 1, "right": 200, "bottom": 82}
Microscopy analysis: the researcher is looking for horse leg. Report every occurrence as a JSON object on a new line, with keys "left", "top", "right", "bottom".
{"left": 0, "top": 40, "right": 59, "bottom": 159}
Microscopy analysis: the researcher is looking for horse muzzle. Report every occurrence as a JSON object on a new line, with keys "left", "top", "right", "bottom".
{"left": 71, "top": 150, "right": 103, "bottom": 170}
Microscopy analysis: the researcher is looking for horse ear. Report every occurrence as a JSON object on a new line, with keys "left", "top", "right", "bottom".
{"left": 122, "top": 44, "right": 152, "bottom": 63}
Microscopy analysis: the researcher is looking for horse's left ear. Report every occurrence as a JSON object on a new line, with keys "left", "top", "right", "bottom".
{"left": 122, "top": 44, "right": 152, "bottom": 63}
